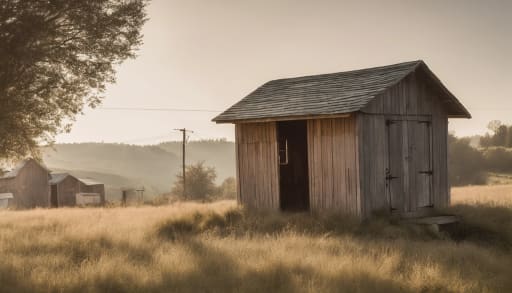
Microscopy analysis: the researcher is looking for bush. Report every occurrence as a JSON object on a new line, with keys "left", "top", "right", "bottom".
{"left": 171, "top": 161, "right": 217, "bottom": 200}
{"left": 216, "top": 177, "right": 236, "bottom": 199}
{"left": 483, "top": 147, "right": 512, "bottom": 173}
{"left": 448, "top": 134, "right": 487, "bottom": 186}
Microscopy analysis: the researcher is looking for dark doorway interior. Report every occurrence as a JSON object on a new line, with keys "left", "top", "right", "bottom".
{"left": 277, "top": 120, "right": 310, "bottom": 211}
{"left": 50, "top": 184, "right": 58, "bottom": 207}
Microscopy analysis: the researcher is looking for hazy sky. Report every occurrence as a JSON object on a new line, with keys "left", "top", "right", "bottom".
{"left": 55, "top": 0, "right": 512, "bottom": 144}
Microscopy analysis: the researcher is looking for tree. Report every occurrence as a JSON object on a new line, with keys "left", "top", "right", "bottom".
{"left": 492, "top": 125, "right": 508, "bottom": 147}
{"left": 0, "top": 0, "right": 147, "bottom": 160}
{"left": 171, "top": 162, "right": 217, "bottom": 200}
{"left": 487, "top": 120, "right": 502, "bottom": 133}
{"left": 448, "top": 134, "right": 487, "bottom": 186}
{"left": 217, "top": 177, "right": 236, "bottom": 199}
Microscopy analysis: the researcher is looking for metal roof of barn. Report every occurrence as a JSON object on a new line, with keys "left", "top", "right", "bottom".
{"left": 212, "top": 60, "right": 471, "bottom": 123}
{"left": 77, "top": 178, "right": 103, "bottom": 186}
{"left": 49, "top": 173, "right": 73, "bottom": 185}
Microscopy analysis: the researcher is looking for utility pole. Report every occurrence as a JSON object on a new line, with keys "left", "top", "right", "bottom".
{"left": 174, "top": 128, "right": 193, "bottom": 198}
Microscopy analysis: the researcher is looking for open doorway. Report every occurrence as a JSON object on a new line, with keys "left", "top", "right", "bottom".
{"left": 277, "top": 120, "right": 310, "bottom": 211}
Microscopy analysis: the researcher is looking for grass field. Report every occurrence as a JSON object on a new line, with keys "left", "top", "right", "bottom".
{"left": 1, "top": 186, "right": 512, "bottom": 292}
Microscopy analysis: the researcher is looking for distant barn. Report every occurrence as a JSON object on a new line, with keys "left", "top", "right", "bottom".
{"left": 76, "top": 178, "right": 105, "bottom": 205}
{"left": 49, "top": 173, "right": 105, "bottom": 207}
{"left": 213, "top": 60, "right": 471, "bottom": 217}
{"left": 0, "top": 159, "right": 50, "bottom": 208}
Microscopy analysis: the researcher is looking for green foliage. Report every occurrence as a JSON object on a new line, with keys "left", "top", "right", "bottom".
{"left": 172, "top": 161, "right": 218, "bottom": 200}
{"left": 0, "top": 0, "right": 147, "bottom": 160}
{"left": 448, "top": 134, "right": 487, "bottom": 186}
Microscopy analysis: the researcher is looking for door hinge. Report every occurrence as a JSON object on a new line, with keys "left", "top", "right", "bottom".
{"left": 419, "top": 170, "right": 433, "bottom": 175}
{"left": 386, "top": 120, "right": 396, "bottom": 126}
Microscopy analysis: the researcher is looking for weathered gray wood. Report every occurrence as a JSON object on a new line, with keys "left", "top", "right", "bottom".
{"left": 0, "top": 159, "right": 50, "bottom": 208}
{"left": 358, "top": 70, "right": 450, "bottom": 217}
{"left": 307, "top": 117, "right": 360, "bottom": 215}
{"left": 235, "top": 122, "right": 279, "bottom": 210}
{"left": 229, "top": 62, "right": 465, "bottom": 218}
{"left": 214, "top": 61, "right": 470, "bottom": 123}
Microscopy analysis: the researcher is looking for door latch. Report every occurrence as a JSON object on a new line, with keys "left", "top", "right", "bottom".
{"left": 419, "top": 170, "right": 433, "bottom": 175}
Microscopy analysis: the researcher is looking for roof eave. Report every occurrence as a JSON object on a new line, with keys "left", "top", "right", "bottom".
{"left": 213, "top": 113, "right": 352, "bottom": 124}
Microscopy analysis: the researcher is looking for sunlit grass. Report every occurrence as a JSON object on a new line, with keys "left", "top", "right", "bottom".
{"left": 0, "top": 191, "right": 511, "bottom": 292}
{"left": 452, "top": 184, "right": 512, "bottom": 206}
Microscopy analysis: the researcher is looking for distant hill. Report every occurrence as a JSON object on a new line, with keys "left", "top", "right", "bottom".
{"left": 42, "top": 140, "right": 235, "bottom": 201}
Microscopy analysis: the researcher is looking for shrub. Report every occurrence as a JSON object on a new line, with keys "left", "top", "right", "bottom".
{"left": 171, "top": 161, "right": 217, "bottom": 200}
{"left": 448, "top": 134, "right": 487, "bottom": 186}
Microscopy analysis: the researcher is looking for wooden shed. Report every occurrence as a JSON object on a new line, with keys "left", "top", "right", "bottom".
{"left": 0, "top": 159, "right": 50, "bottom": 208}
{"left": 49, "top": 173, "right": 80, "bottom": 207}
{"left": 213, "top": 60, "right": 471, "bottom": 217}
{"left": 77, "top": 178, "right": 106, "bottom": 205}
{"left": 49, "top": 173, "right": 105, "bottom": 207}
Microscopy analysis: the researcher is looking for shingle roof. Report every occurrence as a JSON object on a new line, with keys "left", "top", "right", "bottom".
{"left": 213, "top": 60, "right": 470, "bottom": 123}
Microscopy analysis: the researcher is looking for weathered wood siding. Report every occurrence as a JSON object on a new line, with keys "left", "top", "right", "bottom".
{"left": 359, "top": 71, "right": 449, "bottom": 217}
{"left": 0, "top": 160, "right": 49, "bottom": 208}
{"left": 79, "top": 183, "right": 106, "bottom": 204}
{"left": 235, "top": 122, "right": 280, "bottom": 209}
{"left": 57, "top": 176, "right": 79, "bottom": 206}
{"left": 307, "top": 117, "right": 360, "bottom": 215}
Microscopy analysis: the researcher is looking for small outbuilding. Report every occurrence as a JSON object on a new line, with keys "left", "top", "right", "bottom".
{"left": 49, "top": 173, "right": 105, "bottom": 207}
{"left": 77, "top": 178, "right": 105, "bottom": 205}
{"left": 213, "top": 60, "right": 471, "bottom": 217}
{"left": 0, "top": 159, "right": 50, "bottom": 208}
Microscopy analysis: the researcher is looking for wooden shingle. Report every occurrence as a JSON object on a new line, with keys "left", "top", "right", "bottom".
{"left": 213, "top": 60, "right": 470, "bottom": 123}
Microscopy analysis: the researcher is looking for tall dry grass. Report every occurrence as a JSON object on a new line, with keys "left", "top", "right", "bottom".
{"left": 0, "top": 190, "right": 511, "bottom": 292}
{"left": 452, "top": 184, "right": 512, "bottom": 206}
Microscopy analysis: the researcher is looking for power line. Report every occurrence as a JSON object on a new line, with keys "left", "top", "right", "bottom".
{"left": 99, "top": 107, "right": 222, "bottom": 112}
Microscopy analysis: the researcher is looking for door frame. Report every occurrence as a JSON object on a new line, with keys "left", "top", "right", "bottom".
{"left": 276, "top": 120, "right": 310, "bottom": 211}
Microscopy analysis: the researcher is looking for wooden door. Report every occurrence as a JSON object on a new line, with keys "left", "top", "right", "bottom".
{"left": 386, "top": 119, "right": 432, "bottom": 213}
{"left": 411, "top": 121, "right": 433, "bottom": 209}
{"left": 386, "top": 120, "right": 406, "bottom": 211}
